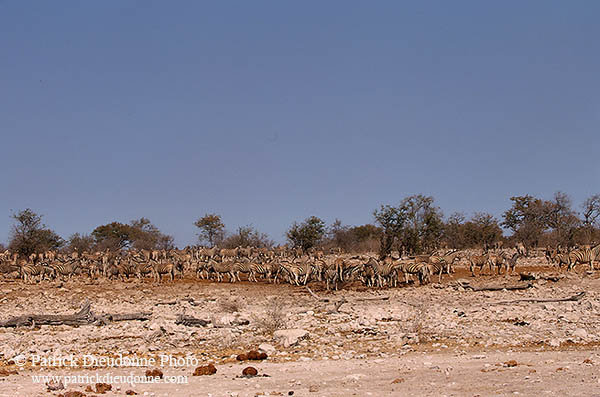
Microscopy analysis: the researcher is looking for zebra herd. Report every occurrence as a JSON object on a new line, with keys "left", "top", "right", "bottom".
{"left": 0, "top": 243, "right": 597, "bottom": 288}
{"left": 0, "top": 247, "right": 468, "bottom": 289}
{"left": 545, "top": 243, "right": 600, "bottom": 272}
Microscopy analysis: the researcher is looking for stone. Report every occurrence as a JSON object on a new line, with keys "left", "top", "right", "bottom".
{"left": 259, "top": 343, "right": 276, "bottom": 354}
{"left": 193, "top": 364, "right": 217, "bottom": 376}
{"left": 273, "top": 329, "right": 309, "bottom": 348}
{"left": 573, "top": 328, "right": 588, "bottom": 339}
{"left": 242, "top": 366, "right": 258, "bottom": 376}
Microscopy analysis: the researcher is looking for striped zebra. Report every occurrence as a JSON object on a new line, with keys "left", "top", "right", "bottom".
{"left": 548, "top": 249, "right": 570, "bottom": 269}
{"left": 469, "top": 254, "right": 490, "bottom": 276}
{"left": 396, "top": 260, "right": 431, "bottom": 285}
{"left": 504, "top": 252, "right": 521, "bottom": 275}
{"left": 487, "top": 253, "right": 507, "bottom": 275}
{"left": 51, "top": 259, "right": 82, "bottom": 280}
{"left": 248, "top": 261, "right": 273, "bottom": 282}
{"left": 231, "top": 260, "right": 253, "bottom": 282}
{"left": 208, "top": 260, "right": 237, "bottom": 282}
{"left": 568, "top": 244, "right": 600, "bottom": 271}
{"left": 428, "top": 250, "right": 461, "bottom": 282}
{"left": 21, "top": 263, "right": 55, "bottom": 283}
{"left": 363, "top": 257, "right": 399, "bottom": 287}
{"left": 152, "top": 260, "right": 175, "bottom": 283}
{"left": 116, "top": 258, "right": 138, "bottom": 280}
{"left": 278, "top": 261, "right": 316, "bottom": 286}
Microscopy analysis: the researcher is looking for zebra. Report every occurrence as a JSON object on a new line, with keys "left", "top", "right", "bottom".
{"left": 568, "top": 244, "right": 600, "bottom": 271}
{"left": 364, "top": 257, "right": 399, "bottom": 287}
{"left": 428, "top": 250, "right": 461, "bottom": 282}
{"left": 51, "top": 259, "right": 82, "bottom": 280}
{"left": 278, "top": 261, "right": 316, "bottom": 286}
{"left": 248, "top": 261, "right": 273, "bottom": 282}
{"left": 397, "top": 260, "right": 431, "bottom": 285}
{"left": 469, "top": 254, "right": 490, "bottom": 276}
{"left": 116, "top": 258, "right": 138, "bottom": 280}
{"left": 548, "top": 249, "right": 571, "bottom": 269}
{"left": 21, "top": 263, "right": 48, "bottom": 283}
{"left": 231, "top": 260, "right": 253, "bottom": 282}
{"left": 209, "top": 260, "right": 237, "bottom": 283}
{"left": 487, "top": 253, "right": 507, "bottom": 275}
{"left": 504, "top": 252, "right": 521, "bottom": 275}
{"left": 515, "top": 242, "right": 527, "bottom": 257}
{"left": 152, "top": 261, "right": 175, "bottom": 283}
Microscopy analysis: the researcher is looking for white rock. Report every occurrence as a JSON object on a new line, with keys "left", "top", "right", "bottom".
{"left": 572, "top": 328, "right": 588, "bottom": 339}
{"left": 258, "top": 343, "right": 276, "bottom": 353}
{"left": 273, "top": 329, "right": 309, "bottom": 348}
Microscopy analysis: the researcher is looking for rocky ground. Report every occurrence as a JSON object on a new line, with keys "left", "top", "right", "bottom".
{"left": 1, "top": 257, "right": 599, "bottom": 396}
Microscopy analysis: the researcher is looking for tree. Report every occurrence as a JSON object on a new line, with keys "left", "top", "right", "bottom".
{"left": 582, "top": 194, "right": 600, "bottom": 227}
{"left": 221, "top": 225, "right": 274, "bottom": 248}
{"left": 92, "top": 218, "right": 174, "bottom": 251}
{"left": 129, "top": 218, "right": 175, "bottom": 250}
{"left": 467, "top": 212, "right": 503, "bottom": 249}
{"left": 502, "top": 195, "right": 549, "bottom": 248}
{"left": 374, "top": 195, "right": 444, "bottom": 257}
{"left": 581, "top": 194, "right": 600, "bottom": 244}
{"left": 92, "top": 222, "right": 134, "bottom": 250}
{"left": 325, "top": 220, "right": 382, "bottom": 253}
{"left": 502, "top": 193, "right": 581, "bottom": 248}
{"left": 286, "top": 216, "right": 326, "bottom": 251}
{"left": 66, "top": 233, "right": 95, "bottom": 253}
{"left": 8, "top": 209, "right": 64, "bottom": 256}
{"left": 194, "top": 214, "right": 225, "bottom": 247}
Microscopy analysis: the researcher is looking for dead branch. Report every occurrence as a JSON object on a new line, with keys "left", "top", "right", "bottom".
{"left": 355, "top": 296, "right": 390, "bottom": 302}
{"left": 327, "top": 298, "right": 348, "bottom": 314}
{"left": 0, "top": 301, "right": 151, "bottom": 328}
{"left": 519, "top": 273, "right": 563, "bottom": 282}
{"left": 156, "top": 297, "right": 197, "bottom": 306}
{"left": 489, "top": 291, "right": 585, "bottom": 305}
{"left": 305, "top": 286, "right": 329, "bottom": 302}
{"left": 457, "top": 281, "right": 533, "bottom": 291}
{"left": 174, "top": 314, "right": 210, "bottom": 327}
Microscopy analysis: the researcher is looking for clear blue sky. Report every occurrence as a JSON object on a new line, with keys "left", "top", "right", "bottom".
{"left": 1, "top": 1, "right": 598, "bottom": 247}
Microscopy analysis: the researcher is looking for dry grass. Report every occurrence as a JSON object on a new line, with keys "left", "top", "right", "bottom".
{"left": 253, "top": 297, "right": 287, "bottom": 335}
{"left": 219, "top": 298, "right": 245, "bottom": 313}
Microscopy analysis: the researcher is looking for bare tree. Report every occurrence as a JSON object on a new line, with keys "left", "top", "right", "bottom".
{"left": 8, "top": 209, "right": 63, "bottom": 256}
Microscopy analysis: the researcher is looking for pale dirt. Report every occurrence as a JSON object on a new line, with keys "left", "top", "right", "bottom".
{"left": 1, "top": 257, "right": 599, "bottom": 396}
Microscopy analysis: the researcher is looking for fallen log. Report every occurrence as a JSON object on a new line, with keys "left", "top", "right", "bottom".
{"left": 174, "top": 314, "right": 210, "bottom": 327}
{"left": 0, "top": 301, "right": 151, "bottom": 328}
{"left": 457, "top": 281, "right": 533, "bottom": 291}
{"left": 489, "top": 291, "right": 585, "bottom": 305}
{"left": 519, "top": 273, "right": 563, "bottom": 282}
{"left": 355, "top": 296, "right": 390, "bottom": 302}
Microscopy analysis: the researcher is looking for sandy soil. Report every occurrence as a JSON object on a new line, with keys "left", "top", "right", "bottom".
{"left": 0, "top": 257, "right": 599, "bottom": 396}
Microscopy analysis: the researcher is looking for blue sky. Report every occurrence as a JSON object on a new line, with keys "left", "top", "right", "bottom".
{"left": 1, "top": 1, "right": 598, "bottom": 246}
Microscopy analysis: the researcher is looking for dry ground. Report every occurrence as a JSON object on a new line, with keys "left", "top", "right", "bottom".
{"left": 1, "top": 257, "right": 599, "bottom": 396}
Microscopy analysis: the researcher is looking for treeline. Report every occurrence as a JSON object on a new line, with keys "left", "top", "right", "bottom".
{"left": 3, "top": 192, "right": 600, "bottom": 258}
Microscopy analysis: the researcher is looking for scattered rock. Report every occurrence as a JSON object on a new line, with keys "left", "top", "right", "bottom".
{"left": 583, "top": 358, "right": 594, "bottom": 365}
{"left": 573, "top": 328, "right": 588, "bottom": 339}
{"left": 242, "top": 366, "right": 258, "bottom": 376}
{"left": 58, "top": 392, "right": 86, "bottom": 397}
{"left": 258, "top": 343, "right": 276, "bottom": 354}
{"left": 273, "top": 329, "right": 309, "bottom": 348}
{"left": 125, "top": 390, "right": 138, "bottom": 395}
{"left": 145, "top": 368, "right": 164, "bottom": 379}
{"left": 0, "top": 368, "right": 17, "bottom": 376}
{"left": 47, "top": 380, "right": 65, "bottom": 391}
{"left": 193, "top": 363, "right": 217, "bottom": 376}
{"left": 95, "top": 383, "right": 112, "bottom": 393}
{"left": 504, "top": 360, "right": 518, "bottom": 367}
{"left": 309, "top": 384, "right": 320, "bottom": 392}
{"left": 392, "top": 378, "right": 405, "bottom": 383}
